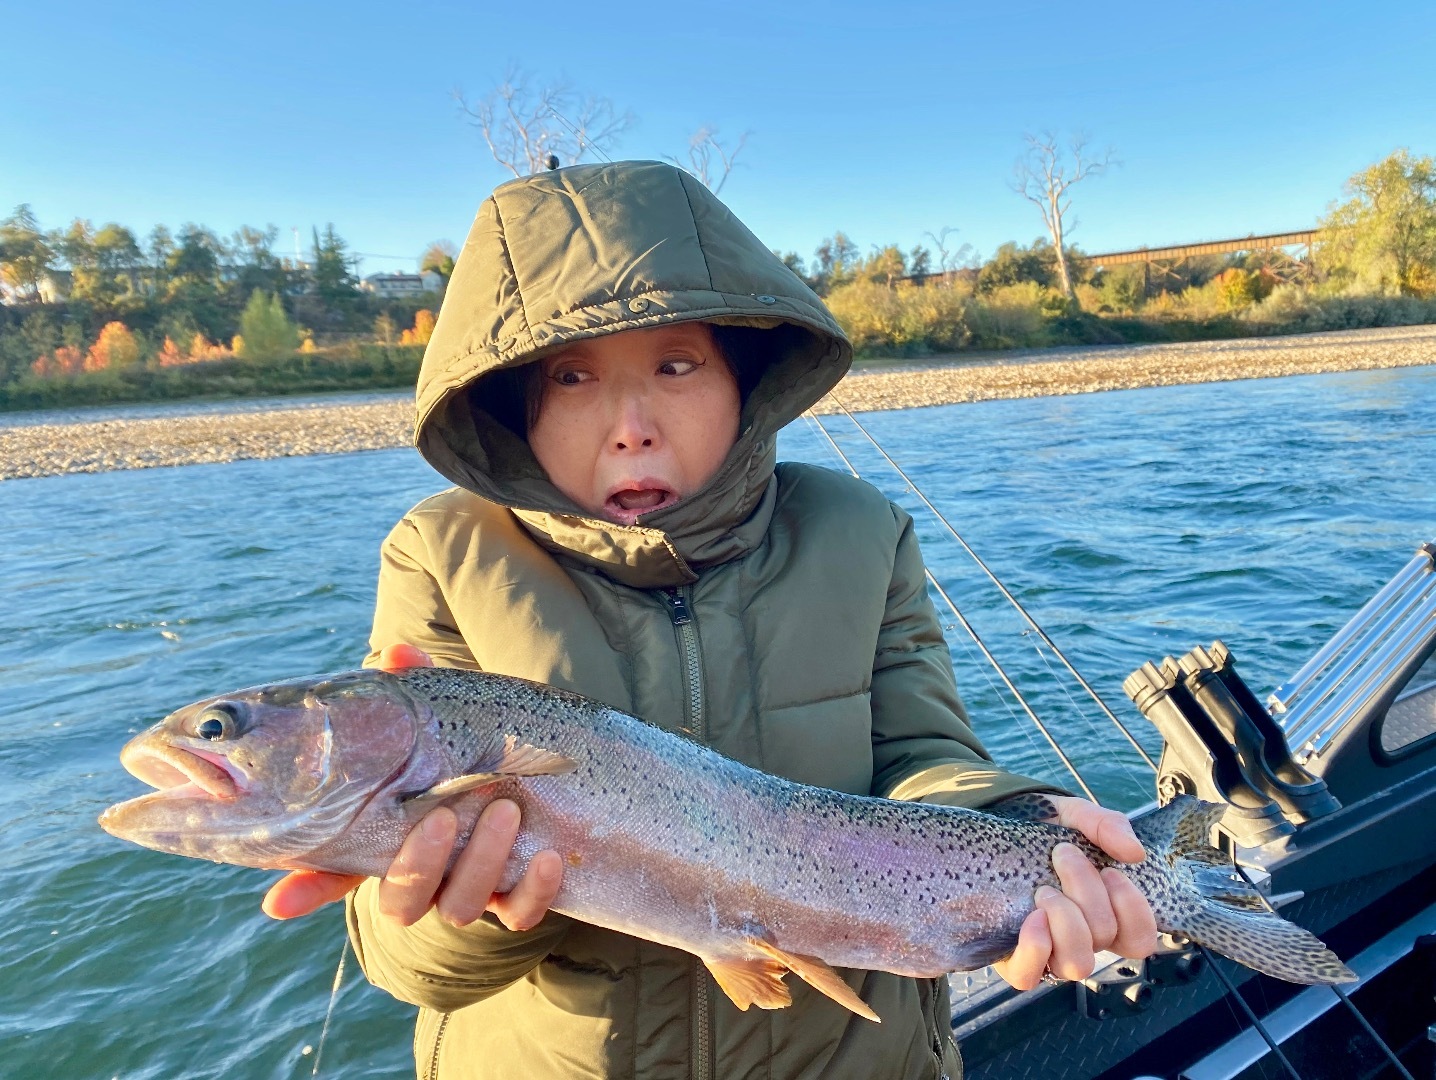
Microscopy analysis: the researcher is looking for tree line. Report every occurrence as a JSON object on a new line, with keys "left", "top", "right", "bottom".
{"left": 0, "top": 96, "right": 1432, "bottom": 409}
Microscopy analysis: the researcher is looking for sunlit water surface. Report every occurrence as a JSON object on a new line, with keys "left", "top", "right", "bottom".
{"left": 2, "top": 365, "right": 1432, "bottom": 1078}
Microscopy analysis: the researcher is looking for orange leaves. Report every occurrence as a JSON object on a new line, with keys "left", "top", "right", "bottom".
{"left": 32, "top": 345, "right": 84, "bottom": 378}
{"left": 85, "top": 321, "right": 141, "bottom": 371}
{"left": 399, "top": 309, "right": 435, "bottom": 346}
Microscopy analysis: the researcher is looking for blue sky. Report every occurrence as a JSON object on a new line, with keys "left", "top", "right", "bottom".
{"left": 4, "top": 0, "right": 1433, "bottom": 277}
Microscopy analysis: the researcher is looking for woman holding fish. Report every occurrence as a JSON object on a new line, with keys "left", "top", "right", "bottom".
{"left": 262, "top": 161, "right": 1160, "bottom": 1079}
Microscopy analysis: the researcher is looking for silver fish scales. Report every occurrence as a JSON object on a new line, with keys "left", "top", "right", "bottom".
{"left": 100, "top": 666, "right": 1355, "bottom": 1021}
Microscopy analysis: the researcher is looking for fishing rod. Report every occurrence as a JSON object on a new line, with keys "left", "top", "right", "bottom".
{"left": 804, "top": 409, "right": 1097, "bottom": 802}
{"left": 819, "top": 392, "right": 1159, "bottom": 773}
{"left": 808, "top": 399, "right": 1422, "bottom": 1077}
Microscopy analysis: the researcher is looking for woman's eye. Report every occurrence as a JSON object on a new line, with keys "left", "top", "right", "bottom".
{"left": 549, "top": 369, "right": 591, "bottom": 386}
{"left": 658, "top": 358, "right": 699, "bottom": 376}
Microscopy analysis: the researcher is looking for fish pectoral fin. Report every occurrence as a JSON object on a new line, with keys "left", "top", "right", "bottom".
{"left": 704, "top": 956, "right": 792, "bottom": 1012}
{"left": 402, "top": 772, "right": 506, "bottom": 806}
{"left": 488, "top": 734, "right": 579, "bottom": 778}
{"left": 748, "top": 939, "right": 881, "bottom": 1023}
{"left": 402, "top": 737, "right": 579, "bottom": 809}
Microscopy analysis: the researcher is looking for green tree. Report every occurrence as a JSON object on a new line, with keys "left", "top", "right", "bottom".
{"left": 0, "top": 205, "right": 55, "bottom": 301}
{"left": 1319, "top": 148, "right": 1436, "bottom": 295}
{"left": 862, "top": 244, "right": 907, "bottom": 287}
{"left": 420, "top": 240, "right": 458, "bottom": 281}
{"left": 311, "top": 224, "right": 356, "bottom": 305}
{"left": 165, "top": 224, "right": 225, "bottom": 335}
{"left": 230, "top": 225, "right": 289, "bottom": 300}
{"left": 236, "top": 290, "right": 298, "bottom": 361}
{"left": 977, "top": 241, "right": 1057, "bottom": 293}
{"left": 811, "top": 232, "right": 860, "bottom": 294}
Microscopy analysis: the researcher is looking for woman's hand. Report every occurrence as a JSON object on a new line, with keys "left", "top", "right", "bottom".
{"left": 261, "top": 644, "right": 565, "bottom": 930}
{"left": 993, "top": 796, "right": 1160, "bottom": 991}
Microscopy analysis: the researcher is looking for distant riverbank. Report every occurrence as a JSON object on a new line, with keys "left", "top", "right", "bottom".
{"left": 3, "top": 324, "right": 1433, "bottom": 481}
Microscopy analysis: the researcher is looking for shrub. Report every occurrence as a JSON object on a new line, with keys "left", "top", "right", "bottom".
{"left": 826, "top": 280, "right": 970, "bottom": 355}
{"left": 400, "top": 308, "right": 436, "bottom": 346}
{"left": 966, "top": 283, "right": 1050, "bottom": 349}
{"left": 84, "top": 321, "right": 142, "bottom": 371}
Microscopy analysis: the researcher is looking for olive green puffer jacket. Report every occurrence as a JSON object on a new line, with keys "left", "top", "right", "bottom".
{"left": 346, "top": 161, "right": 1056, "bottom": 1080}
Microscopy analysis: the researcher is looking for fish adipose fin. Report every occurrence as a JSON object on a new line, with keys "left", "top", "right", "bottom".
{"left": 748, "top": 938, "right": 881, "bottom": 1023}
{"left": 403, "top": 735, "right": 578, "bottom": 810}
{"left": 704, "top": 956, "right": 792, "bottom": 1012}
{"left": 1136, "top": 796, "right": 1358, "bottom": 986}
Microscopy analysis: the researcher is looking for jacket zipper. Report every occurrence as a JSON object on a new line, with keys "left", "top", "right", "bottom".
{"left": 662, "top": 586, "right": 711, "bottom": 1080}
{"left": 426, "top": 1012, "right": 450, "bottom": 1080}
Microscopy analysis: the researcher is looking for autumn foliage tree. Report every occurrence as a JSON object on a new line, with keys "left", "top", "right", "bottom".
{"left": 84, "top": 321, "right": 142, "bottom": 371}
{"left": 401, "top": 309, "right": 436, "bottom": 345}
{"left": 1319, "top": 148, "right": 1436, "bottom": 296}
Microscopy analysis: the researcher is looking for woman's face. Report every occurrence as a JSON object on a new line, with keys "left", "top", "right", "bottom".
{"left": 527, "top": 323, "right": 741, "bottom": 526}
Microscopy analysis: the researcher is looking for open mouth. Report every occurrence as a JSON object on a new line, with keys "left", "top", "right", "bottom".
{"left": 119, "top": 741, "right": 239, "bottom": 800}
{"left": 604, "top": 483, "right": 678, "bottom": 523}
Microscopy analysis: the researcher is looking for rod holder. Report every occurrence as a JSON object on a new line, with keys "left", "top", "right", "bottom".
{"left": 1125, "top": 642, "right": 1339, "bottom": 846}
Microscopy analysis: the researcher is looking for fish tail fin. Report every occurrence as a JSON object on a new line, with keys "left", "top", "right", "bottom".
{"left": 1134, "top": 795, "right": 1357, "bottom": 986}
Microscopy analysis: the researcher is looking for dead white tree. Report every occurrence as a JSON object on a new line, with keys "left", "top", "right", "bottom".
{"left": 667, "top": 127, "right": 749, "bottom": 194}
{"left": 456, "top": 68, "right": 634, "bottom": 176}
{"left": 922, "top": 226, "right": 974, "bottom": 278}
{"left": 1011, "top": 132, "right": 1115, "bottom": 306}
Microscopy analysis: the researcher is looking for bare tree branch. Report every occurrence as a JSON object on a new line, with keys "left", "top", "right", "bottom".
{"left": 1010, "top": 131, "right": 1116, "bottom": 305}
{"left": 456, "top": 66, "right": 635, "bottom": 176}
{"left": 922, "top": 226, "right": 974, "bottom": 276}
{"left": 666, "top": 127, "right": 750, "bottom": 194}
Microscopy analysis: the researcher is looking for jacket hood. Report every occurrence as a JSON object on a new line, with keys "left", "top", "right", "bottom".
{"left": 413, "top": 160, "right": 852, "bottom": 588}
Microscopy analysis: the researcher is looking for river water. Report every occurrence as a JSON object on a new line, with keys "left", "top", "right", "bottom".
{"left": 2, "top": 365, "right": 1433, "bottom": 1078}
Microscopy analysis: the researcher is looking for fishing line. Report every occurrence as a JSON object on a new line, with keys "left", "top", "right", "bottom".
{"left": 805, "top": 410, "right": 1096, "bottom": 800}
{"left": 1024, "top": 631, "right": 1154, "bottom": 799}
{"left": 544, "top": 106, "right": 615, "bottom": 164}
{"left": 803, "top": 411, "right": 1065, "bottom": 778}
{"left": 822, "top": 391, "right": 1159, "bottom": 773}
{"left": 1231, "top": 865, "right": 1416, "bottom": 1080}
{"left": 311, "top": 934, "right": 350, "bottom": 1078}
{"left": 1199, "top": 947, "right": 1306, "bottom": 1080}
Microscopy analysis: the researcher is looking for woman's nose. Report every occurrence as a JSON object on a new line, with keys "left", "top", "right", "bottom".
{"left": 608, "top": 391, "right": 659, "bottom": 451}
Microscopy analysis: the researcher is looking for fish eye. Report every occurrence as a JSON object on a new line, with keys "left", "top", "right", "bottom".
{"left": 195, "top": 705, "right": 238, "bottom": 741}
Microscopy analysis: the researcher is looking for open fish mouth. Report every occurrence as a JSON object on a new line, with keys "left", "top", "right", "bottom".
{"left": 119, "top": 741, "right": 239, "bottom": 800}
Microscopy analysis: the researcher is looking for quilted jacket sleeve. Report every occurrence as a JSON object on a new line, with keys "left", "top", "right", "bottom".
{"left": 869, "top": 505, "right": 1068, "bottom": 809}
{"left": 346, "top": 513, "right": 574, "bottom": 1012}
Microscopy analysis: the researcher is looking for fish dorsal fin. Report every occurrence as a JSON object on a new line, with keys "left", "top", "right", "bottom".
{"left": 704, "top": 956, "right": 792, "bottom": 1012}
{"left": 985, "top": 793, "right": 1062, "bottom": 824}
{"left": 748, "top": 939, "right": 881, "bottom": 1023}
{"left": 402, "top": 735, "right": 577, "bottom": 810}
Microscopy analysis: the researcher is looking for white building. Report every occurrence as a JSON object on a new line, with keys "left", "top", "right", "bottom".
{"left": 360, "top": 270, "right": 443, "bottom": 298}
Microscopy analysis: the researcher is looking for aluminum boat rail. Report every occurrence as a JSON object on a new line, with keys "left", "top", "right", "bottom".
{"left": 1270, "top": 542, "right": 1436, "bottom": 763}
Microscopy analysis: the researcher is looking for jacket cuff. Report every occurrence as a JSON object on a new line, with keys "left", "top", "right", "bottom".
{"left": 346, "top": 878, "right": 572, "bottom": 1012}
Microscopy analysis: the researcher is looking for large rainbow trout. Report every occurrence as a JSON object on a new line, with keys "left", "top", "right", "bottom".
{"left": 100, "top": 667, "right": 1354, "bottom": 1021}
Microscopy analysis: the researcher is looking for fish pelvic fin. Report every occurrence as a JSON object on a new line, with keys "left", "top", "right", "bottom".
{"left": 1135, "top": 795, "right": 1358, "bottom": 986}
{"left": 402, "top": 735, "right": 577, "bottom": 811}
{"left": 748, "top": 939, "right": 881, "bottom": 1023}
{"left": 704, "top": 956, "right": 792, "bottom": 1012}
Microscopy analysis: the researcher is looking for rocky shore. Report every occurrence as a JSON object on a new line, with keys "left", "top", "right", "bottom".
{"left": 3, "top": 324, "right": 1433, "bottom": 481}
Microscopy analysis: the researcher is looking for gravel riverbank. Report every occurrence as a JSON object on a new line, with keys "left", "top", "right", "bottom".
{"left": 4, "top": 324, "right": 1433, "bottom": 481}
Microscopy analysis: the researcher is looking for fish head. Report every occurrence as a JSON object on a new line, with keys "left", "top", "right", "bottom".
{"left": 99, "top": 669, "right": 423, "bottom": 871}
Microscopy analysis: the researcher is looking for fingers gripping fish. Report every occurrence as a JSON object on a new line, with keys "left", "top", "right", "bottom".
{"left": 99, "top": 667, "right": 1356, "bottom": 1023}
